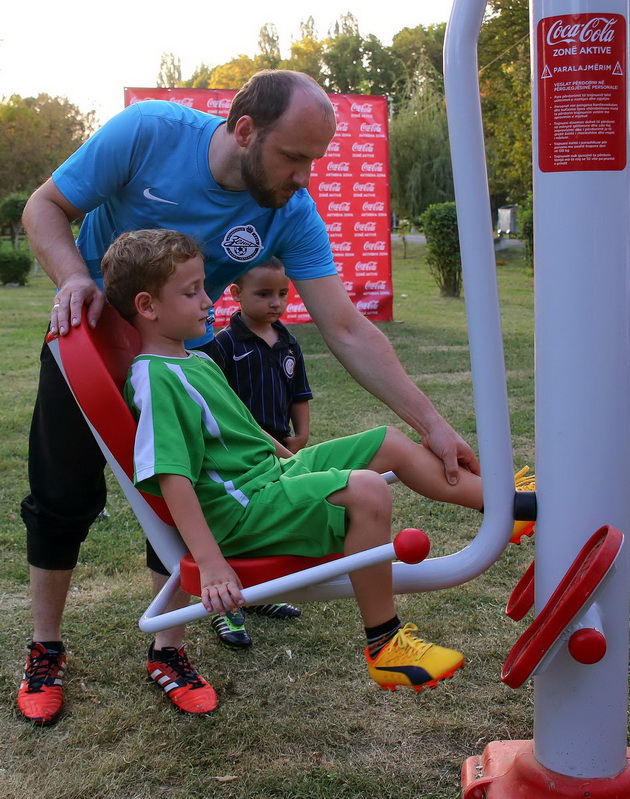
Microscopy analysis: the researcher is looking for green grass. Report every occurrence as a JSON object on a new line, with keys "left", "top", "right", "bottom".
{"left": 0, "top": 244, "right": 536, "bottom": 799}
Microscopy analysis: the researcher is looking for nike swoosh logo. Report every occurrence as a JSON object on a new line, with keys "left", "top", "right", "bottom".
{"left": 233, "top": 351, "right": 253, "bottom": 361}
{"left": 143, "top": 188, "right": 179, "bottom": 205}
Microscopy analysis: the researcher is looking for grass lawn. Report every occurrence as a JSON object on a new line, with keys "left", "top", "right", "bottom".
{"left": 0, "top": 241, "right": 536, "bottom": 799}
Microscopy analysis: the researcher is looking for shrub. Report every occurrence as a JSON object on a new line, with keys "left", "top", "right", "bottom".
{"left": 420, "top": 201, "right": 462, "bottom": 297}
{"left": 519, "top": 192, "right": 534, "bottom": 272}
{"left": 0, "top": 192, "right": 29, "bottom": 249}
{"left": 0, "top": 249, "right": 33, "bottom": 285}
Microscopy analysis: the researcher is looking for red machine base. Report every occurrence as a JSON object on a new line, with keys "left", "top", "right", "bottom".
{"left": 462, "top": 741, "right": 630, "bottom": 798}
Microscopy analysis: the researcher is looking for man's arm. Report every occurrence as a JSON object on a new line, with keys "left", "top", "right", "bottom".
{"left": 157, "top": 473, "right": 244, "bottom": 614}
{"left": 293, "top": 274, "right": 480, "bottom": 484}
{"left": 22, "top": 178, "right": 105, "bottom": 335}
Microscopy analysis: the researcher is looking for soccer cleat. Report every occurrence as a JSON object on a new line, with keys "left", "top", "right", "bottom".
{"left": 244, "top": 603, "right": 301, "bottom": 619}
{"left": 147, "top": 644, "right": 217, "bottom": 715}
{"left": 366, "top": 623, "right": 464, "bottom": 692}
{"left": 210, "top": 609, "right": 252, "bottom": 650}
{"left": 511, "top": 466, "right": 536, "bottom": 544}
{"left": 17, "top": 642, "right": 67, "bottom": 725}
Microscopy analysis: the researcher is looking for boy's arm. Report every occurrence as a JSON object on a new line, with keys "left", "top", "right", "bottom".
{"left": 157, "top": 473, "right": 244, "bottom": 615}
{"left": 260, "top": 429, "right": 293, "bottom": 458}
{"left": 285, "top": 401, "right": 310, "bottom": 454}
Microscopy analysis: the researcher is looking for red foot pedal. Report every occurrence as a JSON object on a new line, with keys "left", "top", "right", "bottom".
{"left": 501, "top": 525, "right": 622, "bottom": 688}
{"left": 506, "top": 560, "right": 535, "bottom": 621}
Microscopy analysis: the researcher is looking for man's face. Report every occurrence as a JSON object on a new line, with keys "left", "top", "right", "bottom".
{"left": 240, "top": 92, "right": 336, "bottom": 209}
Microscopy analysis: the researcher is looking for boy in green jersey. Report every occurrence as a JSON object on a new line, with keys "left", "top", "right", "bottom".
{"left": 101, "top": 228, "right": 525, "bottom": 708}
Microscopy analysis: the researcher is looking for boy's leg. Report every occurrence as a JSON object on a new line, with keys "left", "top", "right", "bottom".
{"left": 145, "top": 571, "right": 217, "bottom": 715}
{"left": 328, "top": 470, "right": 465, "bottom": 692}
{"left": 366, "top": 427, "right": 483, "bottom": 510}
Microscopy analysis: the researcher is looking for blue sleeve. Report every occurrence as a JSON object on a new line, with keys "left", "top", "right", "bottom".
{"left": 291, "top": 342, "right": 313, "bottom": 403}
{"left": 276, "top": 197, "right": 337, "bottom": 281}
{"left": 52, "top": 104, "right": 145, "bottom": 212}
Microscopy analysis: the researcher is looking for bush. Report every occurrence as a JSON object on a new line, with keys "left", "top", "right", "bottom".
{"left": 420, "top": 202, "right": 462, "bottom": 297}
{"left": 0, "top": 249, "right": 33, "bottom": 285}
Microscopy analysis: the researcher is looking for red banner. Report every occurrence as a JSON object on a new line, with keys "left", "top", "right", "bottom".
{"left": 124, "top": 87, "right": 393, "bottom": 324}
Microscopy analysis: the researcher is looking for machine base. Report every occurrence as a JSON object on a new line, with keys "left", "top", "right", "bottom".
{"left": 462, "top": 741, "right": 630, "bottom": 798}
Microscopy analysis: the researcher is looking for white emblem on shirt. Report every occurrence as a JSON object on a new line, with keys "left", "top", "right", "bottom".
{"left": 233, "top": 351, "right": 254, "bottom": 361}
{"left": 143, "top": 188, "right": 179, "bottom": 205}
{"left": 221, "top": 225, "right": 264, "bottom": 262}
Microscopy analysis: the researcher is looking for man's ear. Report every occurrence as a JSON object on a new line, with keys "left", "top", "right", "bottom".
{"left": 134, "top": 291, "right": 158, "bottom": 320}
{"left": 229, "top": 283, "right": 242, "bottom": 303}
{"left": 233, "top": 115, "right": 256, "bottom": 149}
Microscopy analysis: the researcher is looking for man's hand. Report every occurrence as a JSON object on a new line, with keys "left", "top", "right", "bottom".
{"left": 200, "top": 561, "right": 245, "bottom": 615}
{"left": 422, "top": 419, "right": 481, "bottom": 485}
{"left": 50, "top": 275, "right": 105, "bottom": 336}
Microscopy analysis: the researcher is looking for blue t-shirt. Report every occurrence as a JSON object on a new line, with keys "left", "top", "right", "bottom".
{"left": 53, "top": 100, "right": 336, "bottom": 345}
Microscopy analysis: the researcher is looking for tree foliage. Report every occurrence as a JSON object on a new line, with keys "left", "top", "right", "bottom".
{"left": 0, "top": 94, "right": 95, "bottom": 199}
{"left": 0, "top": 192, "right": 28, "bottom": 248}
{"left": 157, "top": 53, "right": 182, "bottom": 88}
{"left": 420, "top": 202, "right": 462, "bottom": 297}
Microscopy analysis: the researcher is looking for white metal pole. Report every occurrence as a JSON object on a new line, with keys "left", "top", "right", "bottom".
{"left": 532, "top": 0, "right": 630, "bottom": 776}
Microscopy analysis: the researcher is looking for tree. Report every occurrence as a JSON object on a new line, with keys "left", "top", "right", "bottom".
{"left": 157, "top": 53, "right": 182, "bottom": 88}
{"left": 391, "top": 23, "right": 446, "bottom": 95}
{"left": 283, "top": 17, "right": 324, "bottom": 82}
{"left": 0, "top": 192, "right": 28, "bottom": 248}
{"left": 207, "top": 55, "right": 257, "bottom": 89}
{"left": 256, "top": 23, "right": 281, "bottom": 70}
{"left": 322, "top": 14, "right": 366, "bottom": 93}
{"left": 0, "top": 94, "right": 95, "bottom": 198}
{"left": 389, "top": 70, "right": 454, "bottom": 220}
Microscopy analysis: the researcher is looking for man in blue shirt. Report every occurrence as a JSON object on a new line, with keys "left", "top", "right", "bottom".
{"left": 18, "top": 70, "right": 480, "bottom": 725}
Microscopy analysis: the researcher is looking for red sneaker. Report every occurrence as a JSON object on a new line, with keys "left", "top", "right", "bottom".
{"left": 17, "top": 642, "right": 66, "bottom": 725}
{"left": 147, "top": 644, "right": 217, "bottom": 715}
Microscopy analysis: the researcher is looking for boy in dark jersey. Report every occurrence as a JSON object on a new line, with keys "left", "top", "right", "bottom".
{"left": 100, "top": 229, "right": 533, "bottom": 709}
{"left": 203, "top": 259, "right": 311, "bottom": 646}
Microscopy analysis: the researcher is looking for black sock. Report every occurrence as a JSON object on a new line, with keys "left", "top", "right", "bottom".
{"left": 365, "top": 616, "right": 401, "bottom": 658}
{"left": 33, "top": 640, "right": 65, "bottom": 655}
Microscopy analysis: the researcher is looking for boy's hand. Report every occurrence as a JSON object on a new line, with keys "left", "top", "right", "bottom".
{"left": 284, "top": 434, "right": 307, "bottom": 454}
{"left": 200, "top": 562, "right": 245, "bottom": 615}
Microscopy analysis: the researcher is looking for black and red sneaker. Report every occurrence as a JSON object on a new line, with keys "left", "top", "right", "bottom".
{"left": 146, "top": 643, "right": 217, "bottom": 715}
{"left": 17, "top": 642, "right": 67, "bottom": 725}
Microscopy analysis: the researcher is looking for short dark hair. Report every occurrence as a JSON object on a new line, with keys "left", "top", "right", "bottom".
{"left": 102, "top": 229, "right": 202, "bottom": 320}
{"left": 233, "top": 256, "right": 284, "bottom": 288}
{"left": 226, "top": 70, "right": 331, "bottom": 134}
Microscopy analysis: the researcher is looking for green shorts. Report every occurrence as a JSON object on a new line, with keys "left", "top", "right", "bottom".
{"left": 218, "top": 426, "right": 387, "bottom": 558}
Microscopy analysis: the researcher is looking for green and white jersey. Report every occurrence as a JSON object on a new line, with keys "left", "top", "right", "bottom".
{"left": 124, "top": 350, "right": 279, "bottom": 542}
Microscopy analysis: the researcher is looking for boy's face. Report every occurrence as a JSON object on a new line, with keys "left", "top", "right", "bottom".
{"left": 231, "top": 267, "right": 290, "bottom": 325}
{"left": 153, "top": 255, "right": 212, "bottom": 341}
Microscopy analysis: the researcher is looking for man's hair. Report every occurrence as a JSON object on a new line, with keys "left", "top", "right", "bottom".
{"left": 102, "top": 229, "right": 202, "bottom": 320}
{"left": 226, "top": 70, "right": 332, "bottom": 134}
{"left": 233, "top": 256, "right": 285, "bottom": 288}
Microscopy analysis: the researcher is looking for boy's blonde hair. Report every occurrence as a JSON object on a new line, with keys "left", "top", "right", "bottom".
{"left": 102, "top": 229, "right": 202, "bottom": 319}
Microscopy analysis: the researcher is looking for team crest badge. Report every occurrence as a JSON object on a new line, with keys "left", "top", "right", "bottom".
{"left": 221, "top": 225, "right": 264, "bottom": 262}
{"left": 283, "top": 355, "right": 296, "bottom": 378}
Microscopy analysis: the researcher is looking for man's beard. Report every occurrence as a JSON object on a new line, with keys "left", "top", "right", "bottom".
{"left": 241, "top": 136, "right": 297, "bottom": 209}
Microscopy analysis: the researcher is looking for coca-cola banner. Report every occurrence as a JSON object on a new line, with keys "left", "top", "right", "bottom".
{"left": 124, "top": 87, "right": 393, "bottom": 325}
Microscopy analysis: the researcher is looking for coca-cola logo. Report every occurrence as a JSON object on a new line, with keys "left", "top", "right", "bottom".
{"left": 360, "top": 122, "right": 383, "bottom": 134}
{"left": 352, "top": 142, "right": 374, "bottom": 153}
{"left": 169, "top": 97, "right": 194, "bottom": 107}
{"left": 331, "top": 241, "right": 352, "bottom": 252}
{"left": 328, "top": 201, "right": 351, "bottom": 212}
{"left": 206, "top": 97, "right": 232, "bottom": 110}
{"left": 326, "top": 141, "right": 341, "bottom": 153}
{"left": 319, "top": 181, "right": 342, "bottom": 192}
{"left": 355, "top": 261, "right": 378, "bottom": 272}
{"left": 215, "top": 304, "right": 239, "bottom": 318}
{"left": 351, "top": 102, "right": 374, "bottom": 114}
{"left": 362, "top": 201, "right": 385, "bottom": 212}
{"left": 357, "top": 300, "right": 380, "bottom": 311}
{"left": 327, "top": 162, "right": 350, "bottom": 172}
{"left": 546, "top": 16, "right": 617, "bottom": 46}
{"left": 353, "top": 181, "right": 376, "bottom": 193}
{"left": 287, "top": 302, "right": 307, "bottom": 314}
{"left": 343, "top": 281, "right": 354, "bottom": 292}
{"left": 361, "top": 162, "right": 384, "bottom": 173}
{"left": 326, "top": 222, "right": 343, "bottom": 233}
{"left": 364, "top": 241, "right": 386, "bottom": 251}
{"left": 354, "top": 222, "right": 377, "bottom": 232}
{"left": 365, "top": 280, "right": 387, "bottom": 291}
{"left": 337, "top": 121, "right": 349, "bottom": 133}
